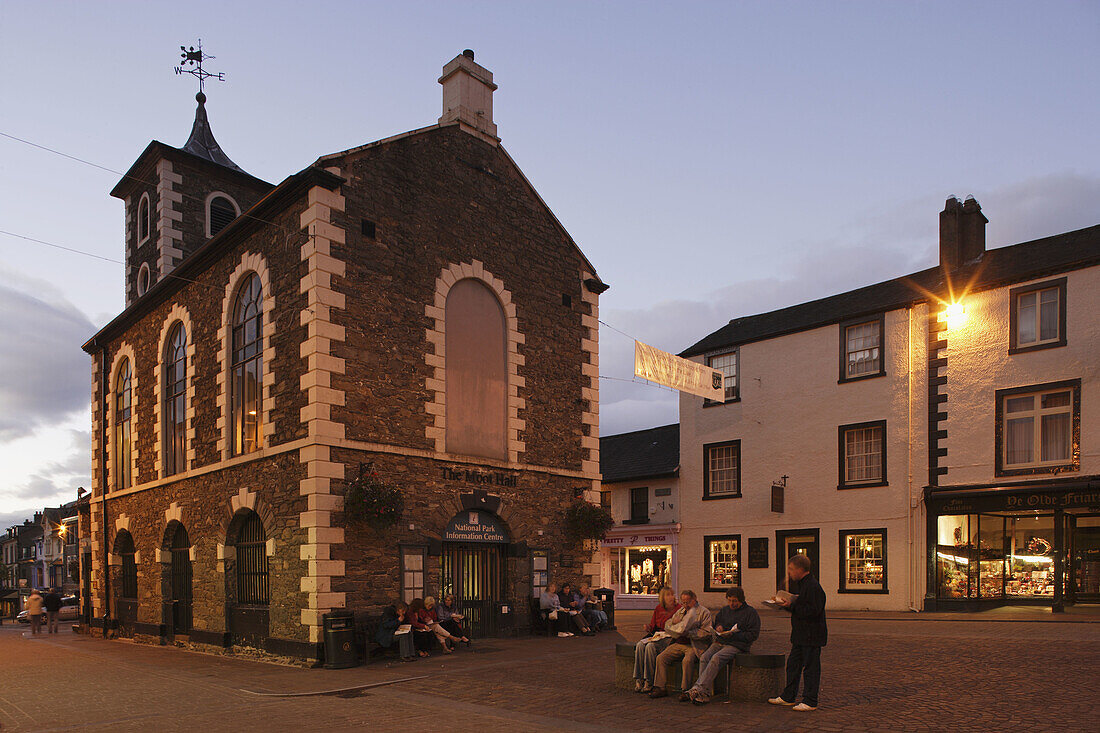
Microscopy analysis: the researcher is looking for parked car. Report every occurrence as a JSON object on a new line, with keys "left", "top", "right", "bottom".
{"left": 16, "top": 596, "right": 79, "bottom": 623}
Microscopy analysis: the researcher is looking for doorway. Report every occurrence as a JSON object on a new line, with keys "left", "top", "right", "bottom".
{"left": 1070, "top": 517, "right": 1100, "bottom": 603}
{"left": 441, "top": 542, "right": 505, "bottom": 637}
{"left": 775, "top": 529, "right": 820, "bottom": 589}
{"left": 169, "top": 524, "right": 193, "bottom": 634}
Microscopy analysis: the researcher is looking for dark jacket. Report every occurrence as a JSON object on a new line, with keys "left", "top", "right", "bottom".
{"left": 44, "top": 592, "right": 62, "bottom": 613}
{"left": 375, "top": 605, "right": 403, "bottom": 648}
{"left": 712, "top": 603, "right": 760, "bottom": 652}
{"left": 784, "top": 573, "right": 827, "bottom": 647}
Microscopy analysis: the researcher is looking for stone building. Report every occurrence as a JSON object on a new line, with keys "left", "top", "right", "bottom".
{"left": 676, "top": 197, "right": 1099, "bottom": 612}
{"left": 81, "top": 51, "right": 605, "bottom": 659}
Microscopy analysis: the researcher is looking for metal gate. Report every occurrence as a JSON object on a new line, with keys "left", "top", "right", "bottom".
{"left": 441, "top": 542, "right": 505, "bottom": 637}
{"left": 170, "top": 525, "right": 193, "bottom": 634}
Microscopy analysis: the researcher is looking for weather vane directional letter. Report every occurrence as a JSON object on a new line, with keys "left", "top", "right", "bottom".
{"left": 174, "top": 39, "right": 225, "bottom": 95}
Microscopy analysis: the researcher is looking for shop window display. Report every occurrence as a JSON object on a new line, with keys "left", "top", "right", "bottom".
{"left": 841, "top": 532, "right": 884, "bottom": 591}
{"left": 937, "top": 514, "right": 978, "bottom": 599}
{"left": 937, "top": 513, "right": 1057, "bottom": 600}
{"left": 610, "top": 545, "right": 671, "bottom": 596}
{"left": 1007, "top": 515, "right": 1055, "bottom": 597}
{"left": 704, "top": 536, "right": 741, "bottom": 591}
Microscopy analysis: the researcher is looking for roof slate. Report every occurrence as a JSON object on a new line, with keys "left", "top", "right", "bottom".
{"left": 600, "top": 424, "right": 680, "bottom": 484}
{"left": 682, "top": 223, "right": 1100, "bottom": 357}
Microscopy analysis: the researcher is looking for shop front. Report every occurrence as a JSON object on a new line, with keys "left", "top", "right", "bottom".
{"left": 600, "top": 524, "right": 679, "bottom": 610}
{"left": 925, "top": 481, "right": 1100, "bottom": 611}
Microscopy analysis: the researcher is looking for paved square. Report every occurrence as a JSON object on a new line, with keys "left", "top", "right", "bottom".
{"left": 1, "top": 610, "right": 1096, "bottom": 732}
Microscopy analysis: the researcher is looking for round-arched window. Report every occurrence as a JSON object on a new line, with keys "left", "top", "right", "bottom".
{"left": 231, "top": 273, "right": 262, "bottom": 455}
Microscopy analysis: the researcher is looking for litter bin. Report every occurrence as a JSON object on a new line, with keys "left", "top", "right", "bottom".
{"left": 594, "top": 588, "right": 615, "bottom": 630}
{"left": 322, "top": 610, "right": 359, "bottom": 669}
{"left": 496, "top": 600, "right": 515, "bottom": 636}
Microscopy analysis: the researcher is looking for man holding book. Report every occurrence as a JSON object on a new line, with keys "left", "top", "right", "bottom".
{"left": 682, "top": 586, "right": 760, "bottom": 704}
{"left": 769, "top": 553, "right": 828, "bottom": 711}
{"left": 648, "top": 590, "right": 713, "bottom": 698}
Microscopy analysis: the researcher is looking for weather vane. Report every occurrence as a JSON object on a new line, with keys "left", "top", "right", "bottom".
{"left": 174, "top": 39, "right": 225, "bottom": 95}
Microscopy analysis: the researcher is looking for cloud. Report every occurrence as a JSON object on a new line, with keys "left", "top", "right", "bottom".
{"left": 14, "top": 429, "right": 90, "bottom": 502}
{"left": 0, "top": 274, "right": 94, "bottom": 441}
{"left": 598, "top": 172, "right": 1099, "bottom": 436}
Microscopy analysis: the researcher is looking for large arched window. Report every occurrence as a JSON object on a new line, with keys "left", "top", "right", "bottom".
{"left": 114, "top": 358, "right": 133, "bottom": 490}
{"left": 207, "top": 194, "right": 239, "bottom": 237}
{"left": 235, "top": 512, "right": 269, "bottom": 605}
{"left": 231, "top": 273, "right": 262, "bottom": 456}
{"left": 137, "top": 193, "right": 151, "bottom": 244}
{"left": 114, "top": 530, "right": 137, "bottom": 599}
{"left": 445, "top": 279, "right": 507, "bottom": 459}
{"left": 164, "top": 323, "right": 188, "bottom": 476}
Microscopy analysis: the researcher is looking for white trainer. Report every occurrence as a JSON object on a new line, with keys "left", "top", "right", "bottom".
{"left": 768, "top": 697, "right": 795, "bottom": 706}
{"left": 792, "top": 703, "right": 817, "bottom": 711}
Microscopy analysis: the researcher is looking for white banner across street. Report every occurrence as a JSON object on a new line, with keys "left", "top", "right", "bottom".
{"left": 633, "top": 340, "right": 724, "bottom": 401}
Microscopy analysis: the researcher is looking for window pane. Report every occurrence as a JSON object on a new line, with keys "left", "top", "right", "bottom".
{"left": 1005, "top": 396, "right": 1034, "bottom": 413}
{"left": 1017, "top": 293, "right": 1036, "bottom": 344}
{"left": 1039, "top": 289, "right": 1059, "bottom": 341}
{"left": 708, "top": 539, "right": 739, "bottom": 588}
{"left": 403, "top": 551, "right": 423, "bottom": 571}
{"left": 708, "top": 445, "right": 739, "bottom": 495}
{"left": 846, "top": 321, "right": 881, "bottom": 377}
{"left": 844, "top": 533, "right": 884, "bottom": 589}
{"left": 1041, "top": 391, "right": 1070, "bottom": 409}
{"left": 845, "top": 426, "right": 882, "bottom": 483}
{"left": 1005, "top": 417, "right": 1033, "bottom": 464}
{"left": 1040, "top": 413, "right": 1070, "bottom": 461}
{"left": 708, "top": 352, "right": 738, "bottom": 400}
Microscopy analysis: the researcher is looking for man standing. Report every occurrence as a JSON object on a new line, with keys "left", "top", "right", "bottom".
{"left": 683, "top": 587, "right": 760, "bottom": 704}
{"left": 770, "top": 554, "right": 827, "bottom": 711}
{"left": 649, "top": 590, "right": 713, "bottom": 698}
{"left": 44, "top": 588, "right": 62, "bottom": 634}
{"left": 25, "top": 589, "right": 44, "bottom": 636}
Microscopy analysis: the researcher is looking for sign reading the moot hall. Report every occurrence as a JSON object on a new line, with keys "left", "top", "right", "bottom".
{"left": 634, "top": 341, "right": 724, "bottom": 401}
{"left": 443, "top": 510, "right": 508, "bottom": 543}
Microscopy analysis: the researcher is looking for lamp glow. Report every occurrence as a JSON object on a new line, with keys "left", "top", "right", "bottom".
{"left": 944, "top": 301, "right": 967, "bottom": 329}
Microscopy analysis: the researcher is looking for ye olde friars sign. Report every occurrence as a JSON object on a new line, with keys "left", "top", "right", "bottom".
{"left": 441, "top": 466, "right": 518, "bottom": 488}
{"left": 443, "top": 510, "right": 508, "bottom": 543}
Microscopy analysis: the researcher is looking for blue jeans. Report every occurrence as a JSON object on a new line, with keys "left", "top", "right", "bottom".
{"left": 690, "top": 642, "right": 740, "bottom": 695}
{"left": 584, "top": 609, "right": 608, "bottom": 628}
{"left": 633, "top": 636, "right": 671, "bottom": 683}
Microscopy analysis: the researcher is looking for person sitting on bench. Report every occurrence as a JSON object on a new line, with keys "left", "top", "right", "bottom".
{"left": 577, "top": 583, "right": 608, "bottom": 630}
{"left": 407, "top": 597, "right": 436, "bottom": 657}
{"left": 559, "top": 582, "right": 595, "bottom": 636}
{"left": 435, "top": 594, "right": 471, "bottom": 645}
{"left": 632, "top": 586, "right": 680, "bottom": 693}
{"left": 683, "top": 586, "right": 760, "bottom": 704}
{"left": 649, "top": 589, "right": 713, "bottom": 698}
{"left": 540, "top": 582, "right": 577, "bottom": 637}
{"left": 376, "top": 600, "right": 415, "bottom": 662}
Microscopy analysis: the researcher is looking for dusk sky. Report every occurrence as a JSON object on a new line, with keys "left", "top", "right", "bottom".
{"left": 1, "top": 1, "right": 1097, "bottom": 527}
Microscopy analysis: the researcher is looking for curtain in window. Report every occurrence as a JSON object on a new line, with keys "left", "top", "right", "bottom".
{"left": 1039, "top": 289, "right": 1059, "bottom": 341}
{"left": 1040, "top": 413, "right": 1070, "bottom": 461}
{"left": 846, "top": 322, "right": 881, "bottom": 377}
{"left": 845, "top": 427, "right": 882, "bottom": 482}
{"left": 1017, "top": 292, "right": 1037, "bottom": 344}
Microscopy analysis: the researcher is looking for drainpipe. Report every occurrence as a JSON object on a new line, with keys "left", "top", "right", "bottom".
{"left": 100, "top": 347, "right": 111, "bottom": 637}
{"left": 906, "top": 305, "right": 919, "bottom": 612}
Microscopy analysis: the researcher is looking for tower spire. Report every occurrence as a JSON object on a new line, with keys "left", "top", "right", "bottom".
{"left": 174, "top": 40, "right": 243, "bottom": 172}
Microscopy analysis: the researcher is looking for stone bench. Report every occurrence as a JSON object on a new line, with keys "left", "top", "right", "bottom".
{"left": 614, "top": 642, "right": 784, "bottom": 702}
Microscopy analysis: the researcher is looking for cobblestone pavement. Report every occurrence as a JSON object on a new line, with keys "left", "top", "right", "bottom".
{"left": 1, "top": 609, "right": 1096, "bottom": 732}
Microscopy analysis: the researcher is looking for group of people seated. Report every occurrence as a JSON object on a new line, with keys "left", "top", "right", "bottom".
{"left": 538, "top": 581, "right": 610, "bottom": 637}
{"left": 632, "top": 585, "right": 760, "bottom": 705}
{"left": 375, "top": 593, "right": 472, "bottom": 661}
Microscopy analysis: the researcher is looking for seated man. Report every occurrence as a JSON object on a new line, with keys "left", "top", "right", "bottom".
{"left": 577, "top": 583, "right": 608, "bottom": 630}
{"left": 683, "top": 586, "right": 760, "bottom": 704}
{"left": 649, "top": 589, "right": 713, "bottom": 699}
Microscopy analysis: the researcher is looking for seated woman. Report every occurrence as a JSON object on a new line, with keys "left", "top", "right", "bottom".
{"left": 577, "top": 583, "right": 609, "bottom": 631}
{"left": 406, "top": 597, "right": 436, "bottom": 657}
{"left": 632, "top": 586, "right": 680, "bottom": 693}
{"left": 558, "top": 582, "right": 594, "bottom": 636}
{"left": 375, "top": 600, "right": 415, "bottom": 661}
{"left": 434, "top": 594, "right": 471, "bottom": 645}
{"left": 538, "top": 582, "right": 574, "bottom": 637}
{"left": 423, "top": 596, "right": 460, "bottom": 653}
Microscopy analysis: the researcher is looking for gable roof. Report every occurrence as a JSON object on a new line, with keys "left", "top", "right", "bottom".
{"left": 600, "top": 423, "right": 680, "bottom": 484}
{"left": 682, "top": 222, "right": 1100, "bottom": 357}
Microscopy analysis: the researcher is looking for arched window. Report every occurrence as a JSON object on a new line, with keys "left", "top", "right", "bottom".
{"left": 235, "top": 512, "right": 269, "bottom": 605}
{"left": 114, "top": 358, "right": 133, "bottom": 490}
{"left": 164, "top": 323, "right": 187, "bottom": 476}
{"left": 138, "top": 194, "right": 150, "bottom": 244}
{"left": 137, "top": 263, "right": 151, "bottom": 297}
{"left": 445, "top": 279, "right": 507, "bottom": 459}
{"left": 231, "top": 273, "right": 262, "bottom": 455}
{"left": 208, "top": 194, "right": 239, "bottom": 237}
{"left": 115, "top": 530, "right": 137, "bottom": 599}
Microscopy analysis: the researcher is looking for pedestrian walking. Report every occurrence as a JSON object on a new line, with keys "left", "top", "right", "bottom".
{"left": 25, "top": 589, "right": 44, "bottom": 636}
{"left": 44, "top": 588, "right": 62, "bottom": 633}
{"left": 769, "top": 554, "right": 827, "bottom": 711}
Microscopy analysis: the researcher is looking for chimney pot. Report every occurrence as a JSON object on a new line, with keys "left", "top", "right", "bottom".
{"left": 463, "top": 49, "right": 475, "bottom": 60}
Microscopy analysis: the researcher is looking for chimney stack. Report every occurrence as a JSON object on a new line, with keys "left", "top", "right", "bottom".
{"left": 939, "top": 195, "right": 987, "bottom": 271}
{"left": 438, "top": 49, "right": 498, "bottom": 143}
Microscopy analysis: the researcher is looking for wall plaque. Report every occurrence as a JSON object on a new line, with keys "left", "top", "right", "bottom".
{"left": 748, "top": 537, "right": 769, "bottom": 569}
{"left": 442, "top": 510, "right": 508, "bottom": 543}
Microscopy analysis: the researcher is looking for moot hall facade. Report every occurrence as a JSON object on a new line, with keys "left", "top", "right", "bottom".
{"left": 80, "top": 51, "right": 605, "bottom": 659}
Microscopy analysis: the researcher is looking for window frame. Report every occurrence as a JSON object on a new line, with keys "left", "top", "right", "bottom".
{"left": 995, "top": 379, "right": 1081, "bottom": 477}
{"left": 704, "top": 348, "right": 740, "bottom": 406}
{"left": 626, "top": 487, "right": 649, "bottom": 525}
{"left": 1008, "top": 277, "right": 1067, "bottom": 354}
{"left": 838, "top": 313, "right": 886, "bottom": 383}
{"left": 837, "top": 419, "right": 888, "bottom": 489}
{"left": 230, "top": 272, "right": 263, "bottom": 457}
{"left": 163, "top": 322, "right": 188, "bottom": 477}
{"left": 703, "top": 439, "right": 741, "bottom": 500}
{"left": 205, "top": 192, "right": 241, "bottom": 239}
{"left": 137, "top": 262, "right": 151, "bottom": 297}
{"left": 703, "top": 534, "right": 742, "bottom": 593}
{"left": 234, "top": 511, "right": 269, "bottom": 606}
{"left": 531, "top": 548, "right": 549, "bottom": 598}
{"left": 838, "top": 528, "right": 888, "bottom": 594}
{"left": 137, "top": 193, "right": 151, "bottom": 246}
{"left": 399, "top": 544, "right": 427, "bottom": 604}
{"left": 113, "top": 358, "right": 133, "bottom": 491}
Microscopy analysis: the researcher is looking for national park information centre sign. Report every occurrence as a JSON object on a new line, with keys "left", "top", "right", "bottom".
{"left": 443, "top": 510, "right": 508, "bottom": 543}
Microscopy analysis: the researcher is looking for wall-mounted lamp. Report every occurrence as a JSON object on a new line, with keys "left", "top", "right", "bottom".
{"left": 944, "top": 301, "right": 968, "bottom": 329}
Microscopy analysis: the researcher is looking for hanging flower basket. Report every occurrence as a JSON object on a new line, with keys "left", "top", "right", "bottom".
{"left": 344, "top": 469, "right": 404, "bottom": 530}
{"left": 564, "top": 501, "right": 614, "bottom": 543}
